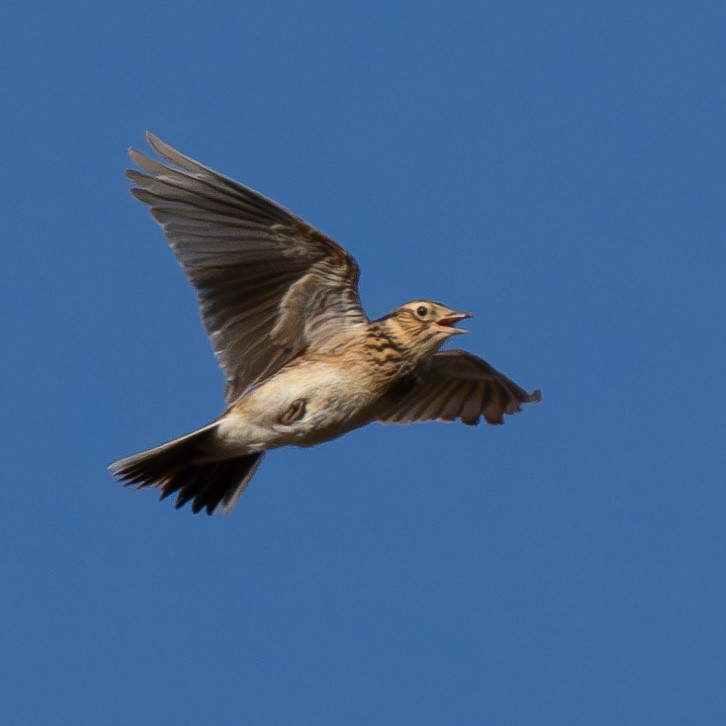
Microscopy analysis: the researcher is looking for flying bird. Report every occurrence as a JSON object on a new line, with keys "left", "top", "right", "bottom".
{"left": 110, "top": 133, "right": 540, "bottom": 515}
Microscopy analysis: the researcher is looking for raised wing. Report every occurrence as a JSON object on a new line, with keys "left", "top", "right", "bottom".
{"left": 127, "top": 132, "right": 368, "bottom": 403}
{"left": 377, "top": 350, "right": 541, "bottom": 426}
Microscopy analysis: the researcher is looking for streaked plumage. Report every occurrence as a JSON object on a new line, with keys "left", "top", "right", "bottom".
{"left": 110, "top": 133, "right": 540, "bottom": 515}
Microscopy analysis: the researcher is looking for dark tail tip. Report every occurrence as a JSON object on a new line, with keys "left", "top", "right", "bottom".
{"left": 110, "top": 426, "right": 264, "bottom": 514}
{"left": 166, "top": 453, "right": 264, "bottom": 515}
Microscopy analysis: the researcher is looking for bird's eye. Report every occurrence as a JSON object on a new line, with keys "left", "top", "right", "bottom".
{"left": 416, "top": 305, "right": 428, "bottom": 318}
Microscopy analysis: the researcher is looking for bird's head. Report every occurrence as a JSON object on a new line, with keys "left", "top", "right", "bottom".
{"left": 386, "top": 300, "right": 472, "bottom": 357}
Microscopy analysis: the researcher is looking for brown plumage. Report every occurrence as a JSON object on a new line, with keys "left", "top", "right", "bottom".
{"left": 110, "top": 133, "right": 540, "bottom": 515}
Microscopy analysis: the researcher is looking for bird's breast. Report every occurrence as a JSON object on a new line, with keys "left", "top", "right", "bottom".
{"left": 357, "top": 331, "right": 411, "bottom": 391}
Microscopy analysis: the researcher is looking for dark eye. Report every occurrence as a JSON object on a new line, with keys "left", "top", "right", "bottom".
{"left": 416, "top": 305, "right": 428, "bottom": 317}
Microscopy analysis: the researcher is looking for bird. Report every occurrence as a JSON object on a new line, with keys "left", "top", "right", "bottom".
{"left": 109, "top": 132, "right": 541, "bottom": 515}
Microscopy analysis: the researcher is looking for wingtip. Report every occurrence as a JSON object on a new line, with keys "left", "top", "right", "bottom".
{"left": 145, "top": 130, "right": 169, "bottom": 157}
{"left": 127, "top": 131, "right": 161, "bottom": 161}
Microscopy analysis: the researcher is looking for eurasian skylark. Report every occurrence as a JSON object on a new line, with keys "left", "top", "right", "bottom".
{"left": 110, "top": 133, "right": 540, "bottom": 514}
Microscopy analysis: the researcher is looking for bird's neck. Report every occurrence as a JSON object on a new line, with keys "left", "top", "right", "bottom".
{"left": 364, "top": 319, "right": 424, "bottom": 385}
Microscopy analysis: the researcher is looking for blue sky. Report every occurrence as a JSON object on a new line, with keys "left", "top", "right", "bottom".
{"left": 2, "top": 2, "right": 725, "bottom": 723}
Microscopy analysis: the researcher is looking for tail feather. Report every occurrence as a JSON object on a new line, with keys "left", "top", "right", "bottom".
{"left": 109, "top": 424, "right": 264, "bottom": 514}
{"left": 169, "top": 455, "right": 264, "bottom": 514}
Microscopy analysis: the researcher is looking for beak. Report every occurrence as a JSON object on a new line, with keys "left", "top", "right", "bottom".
{"left": 435, "top": 311, "right": 472, "bottom": 335}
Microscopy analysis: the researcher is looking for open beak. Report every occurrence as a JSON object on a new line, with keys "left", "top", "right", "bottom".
{"left": 435, "top": 311, "right": 472, "bottom": 335}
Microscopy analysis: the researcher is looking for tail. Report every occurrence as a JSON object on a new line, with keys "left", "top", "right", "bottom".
{"left": 109, "top": 423, "right": 264, "bottom": 515}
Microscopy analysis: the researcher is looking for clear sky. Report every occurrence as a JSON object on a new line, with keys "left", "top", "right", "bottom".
{"left": 2, "top": 2, "right": 725, "bottom": 724}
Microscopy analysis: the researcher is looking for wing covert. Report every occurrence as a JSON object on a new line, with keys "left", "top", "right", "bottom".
{"left": 127, "top": 132, "right": 368, "bottom": 402}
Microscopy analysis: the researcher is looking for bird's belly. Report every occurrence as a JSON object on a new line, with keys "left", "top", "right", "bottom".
{"left": 217, "top": 361, "right": 377, "bottom": 452}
